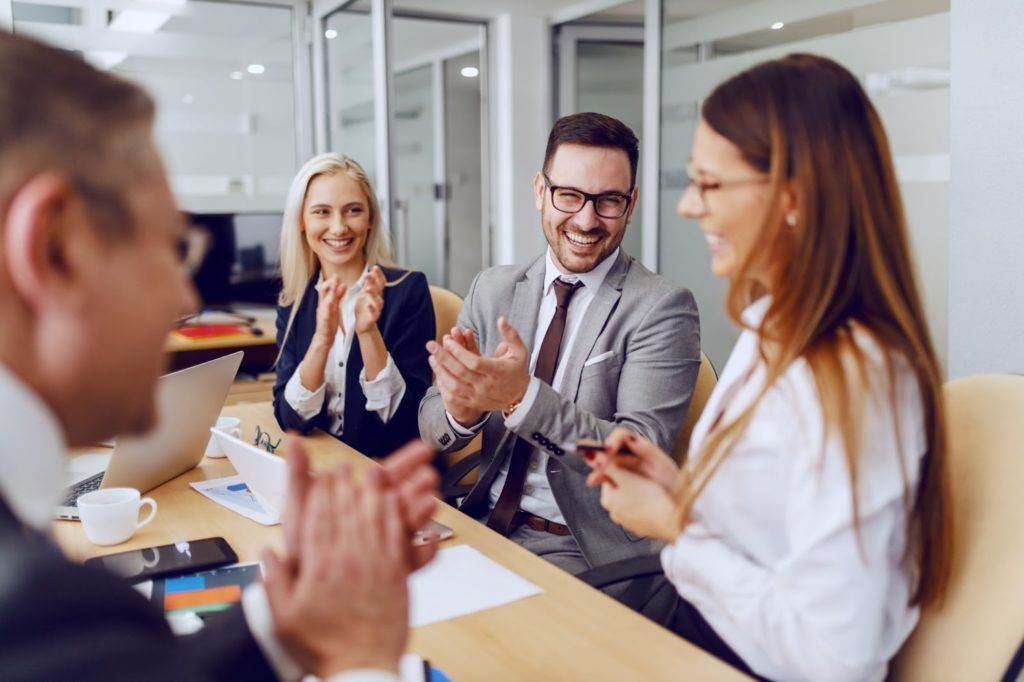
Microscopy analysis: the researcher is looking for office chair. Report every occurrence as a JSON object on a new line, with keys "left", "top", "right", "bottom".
{"left": 429, "top": 286, "right": 481, "bottom": 492}
{"left": 576, "top": 351, "right": 717, "bottom": 605}
{"left": 672, "top": 351, "right": 718, "bottom": 463}
{"left": 892, "top": 374, "right": 1024, "bottom": 681}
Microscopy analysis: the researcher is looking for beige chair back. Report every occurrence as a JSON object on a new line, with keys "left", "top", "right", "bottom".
{"left": 429, "top": 285, "right": 463, "bottom": 345}
{"left": 671, "top": 351, "right": 718, "bottom": 464}
{"left": 427, "top": 285, "right": 480, "bottom": 481}
{"left": 893, "top": 374, "right": 1024, "bottom": 680}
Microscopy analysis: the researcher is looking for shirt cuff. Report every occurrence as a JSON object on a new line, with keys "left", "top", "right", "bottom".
{"left": 359, "top": 354, "right": 407, "bottom": 422}
{"left": 502, "top": 376, "right": 541, "bottom": 430}
{"left": 241, "top": 583, "right": 304, "bottom": 682}
{"left": 446, "top": 410, "right": 487, "bottom": 436}
{"left": 326, "top": 671, "right": 400, "bottom": 682}
{"left": 284, "top": 364, "right": 327, "bottom": 421}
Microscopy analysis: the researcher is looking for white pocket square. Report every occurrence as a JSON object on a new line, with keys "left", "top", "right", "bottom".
{"left": 583, "top": 351, "right": 615, "bottom": 368}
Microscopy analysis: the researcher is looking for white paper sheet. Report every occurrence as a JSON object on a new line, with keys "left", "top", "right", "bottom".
{"left": 190, "top": 475, "right": 279, "bottom": 525}
{"left": 409, "top": 544, "right": 543, "bottom": 627}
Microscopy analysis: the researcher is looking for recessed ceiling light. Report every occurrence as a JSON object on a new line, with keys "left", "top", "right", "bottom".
{"left": 460, "top": 66, "right": 479, "bottom": 78}
{"left": 247, "top": 64, "right": 265, "bottom": 75}
{"left": 230, "top": 71, "right": 244, "bottom": 80}
{"left": 325, "top": 29, "right": 338, "bottom": 39}
{"left": 183, "top": 94, "right": 194, "bottom": 104}
{"left": 770, "top": 21, "right": 785, "bottom": 30}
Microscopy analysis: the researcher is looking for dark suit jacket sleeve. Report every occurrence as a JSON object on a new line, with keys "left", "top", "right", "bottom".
{"left": 273, "top": 293, "right": 318, "bottom": 435}
{"left": 0, "top": 542, "right": 276, "bottom": 682}
{"left": 360, "top": 270, "right": 435, "bottom": 455}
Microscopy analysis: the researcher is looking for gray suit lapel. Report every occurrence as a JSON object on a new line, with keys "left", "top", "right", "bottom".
{"left": 504, "top": 256, "right": 545, "bottom": 358}
{"left": 461, "top": 256, "right": 546, "bottom": 516}
{"left": 561, "top": 251, "right": 630, "bottom": 400}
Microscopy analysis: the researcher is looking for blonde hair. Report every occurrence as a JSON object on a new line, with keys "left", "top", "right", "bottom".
{"left": 275, "top": 153, "right": 408, "bottom": 365}
{"left": 279, "top": 152, "right": 395, "bottom": 307}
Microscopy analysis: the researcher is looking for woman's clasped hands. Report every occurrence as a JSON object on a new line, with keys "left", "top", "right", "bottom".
{"left": 313, "top": 265, "right": 387, "bottom": 343}
{"left": 583, "top": 427, "right": 683, "bottom": 544}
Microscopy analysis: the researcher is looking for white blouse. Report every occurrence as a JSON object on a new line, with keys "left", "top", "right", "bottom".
{"left": 662, "top": 297, "right": 926, "bottom": 682}
{"left": 284, "top": 270, "right": 406, "bottom": 435}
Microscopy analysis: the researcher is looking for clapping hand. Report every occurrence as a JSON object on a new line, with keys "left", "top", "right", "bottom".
{"left": 426, "top": 316, "right": 530, "bottom": 427}
{"left": 265, "top": 438, "right": 440, "bottom": 678}
{"left": 313, "top": 275, "right": 346, "bottom": 345}
{"left": 354, "top": 265, "right": 386, "bottom": 336}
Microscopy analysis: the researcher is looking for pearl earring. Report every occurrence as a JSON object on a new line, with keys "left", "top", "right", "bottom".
{"left": 786, "top": 214, "right": 797, "bottom": 227}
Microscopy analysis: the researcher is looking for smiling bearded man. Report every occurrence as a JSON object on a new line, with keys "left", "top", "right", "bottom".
{"left": 418, "top": 112, "right": 701, "bottom": 626}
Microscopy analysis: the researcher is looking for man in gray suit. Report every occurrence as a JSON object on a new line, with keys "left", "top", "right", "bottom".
{"left": 419, "top": 112, "right": 700, "bottom": 603}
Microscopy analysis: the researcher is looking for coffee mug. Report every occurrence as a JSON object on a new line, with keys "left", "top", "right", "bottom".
{"left": 78, "top": 487, "right": 157, "bottom": 546}
{"left": 205, "top": 416, "right": 242, "bottom": 458}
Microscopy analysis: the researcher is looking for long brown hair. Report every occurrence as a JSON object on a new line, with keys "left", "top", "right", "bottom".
{"left": 676, "top": 54, "right": 951, "bottom": 608}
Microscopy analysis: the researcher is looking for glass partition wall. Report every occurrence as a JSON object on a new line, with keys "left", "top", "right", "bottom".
{"left": 657, "top": 0, "right": 951, "bottom": 370}
{"left": 12, "top": 0, "right": 303, "bottom": 214}
{"left": 556, "top": 24, "right": 645, "bottom": 261}
{"left": 316, "top": 1, "right": 489, "bottom": 293}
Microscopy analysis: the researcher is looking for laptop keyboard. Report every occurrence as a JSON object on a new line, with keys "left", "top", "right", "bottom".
{"left": 60, "top": 472, "right": 105, "bottom": 507}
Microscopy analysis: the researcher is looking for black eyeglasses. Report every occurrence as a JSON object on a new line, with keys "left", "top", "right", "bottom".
{"left": 253, "top": 424, "right": 281, "bottom": 454}
{"left": 543, "top": 173, "right": 633, "bottom": 219}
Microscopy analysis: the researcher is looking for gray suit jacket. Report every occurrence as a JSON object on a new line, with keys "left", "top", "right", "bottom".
{"left": 419, "top": 250, "right": 700, "bottom": 567}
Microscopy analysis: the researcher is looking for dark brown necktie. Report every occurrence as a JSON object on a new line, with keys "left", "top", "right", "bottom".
{"left": 487, "top": 278, "right": 584, "bottom": 536}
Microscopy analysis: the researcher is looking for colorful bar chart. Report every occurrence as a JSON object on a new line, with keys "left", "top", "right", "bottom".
{"left": 160, "top": 563, "right": 261, "bottom": 617}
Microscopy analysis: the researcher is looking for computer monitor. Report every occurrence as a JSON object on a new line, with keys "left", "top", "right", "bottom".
{"left": 184, "top": 212, "right": 282, "bottom": 308}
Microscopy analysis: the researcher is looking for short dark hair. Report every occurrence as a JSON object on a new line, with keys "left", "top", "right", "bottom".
{"left": 0, "top": 31, "right": 156, "bottom": 238}
{"left": 542, "top": 112, "right": 640, "bottom": 188}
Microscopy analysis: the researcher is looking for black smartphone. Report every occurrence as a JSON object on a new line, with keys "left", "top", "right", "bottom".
{"left": 85, "top": 537, "right": 238, "bottom": 583}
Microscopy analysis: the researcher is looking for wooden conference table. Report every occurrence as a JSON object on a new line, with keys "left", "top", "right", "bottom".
{"left": 54, "top": 402, "right": 748, "bottom": 682}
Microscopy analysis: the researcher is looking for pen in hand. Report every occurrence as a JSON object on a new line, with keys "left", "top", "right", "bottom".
{"left": 570, "top": 438, "right": 636, "bottom": 459}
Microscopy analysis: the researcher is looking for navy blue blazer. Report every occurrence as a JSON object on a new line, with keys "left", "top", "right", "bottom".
{"left": 273, "top": 266, "right": 435, "bottom": 458}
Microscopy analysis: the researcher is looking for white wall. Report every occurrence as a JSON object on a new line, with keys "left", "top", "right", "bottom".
{"left": 658, "top": 11, "right": 951, "bottom": 372}
{"left": 491, "top": 12, "right": 551, "bottom": 265}
{"left": 948, "top": 0, "right": 1024, "bottom": 376}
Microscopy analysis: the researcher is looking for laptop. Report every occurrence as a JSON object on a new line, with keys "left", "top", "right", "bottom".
{"left": 211, "top": 429, "right": 288, "bottom": 524}
{"left": 210, "top": 429, "right": 454, "bottom": 543}
{"left": 55, "top": 351, "right": 244, "bottom": 520}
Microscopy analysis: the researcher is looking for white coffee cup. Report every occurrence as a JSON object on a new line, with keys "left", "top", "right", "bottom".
{"left": 78, "top": 487, "right": 157, "bottom": 546}
{"left": 205, "top": 416, "right": 242, "bottom": 458}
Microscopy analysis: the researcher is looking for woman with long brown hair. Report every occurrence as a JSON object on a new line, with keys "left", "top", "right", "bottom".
{"left": 585, "top": 54, "right": 951, "bottom": 681}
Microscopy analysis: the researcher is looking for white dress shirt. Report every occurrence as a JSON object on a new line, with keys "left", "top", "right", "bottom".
{"left": 0, "top": 363, "right": 397, "bottom": 682}
{"left": 448, "top": 247, "right": 619, "bottom": 524}
{"left": 661, "top": 298, "right": 925, "bottom": 682}
{"left": 285, "top": 270, "right": 406, "bottom": 435}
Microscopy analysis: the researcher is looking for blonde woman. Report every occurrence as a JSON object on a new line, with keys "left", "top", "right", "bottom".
{"left": 585, "top": 55, "right": 951, "bottom": 681}
{"left": 274, "top": 153, "right": 435, "bottom": 457}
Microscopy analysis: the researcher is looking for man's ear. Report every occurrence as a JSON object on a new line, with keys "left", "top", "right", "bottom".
{"left": 3, "top": 172, "right": 88, "bottom": 310}
{"left": 533, "top": 171, "right": 546, "bottom": 211}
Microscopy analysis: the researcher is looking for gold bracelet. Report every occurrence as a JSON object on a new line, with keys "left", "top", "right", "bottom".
{"left": 502, "top": 398, "right": 522, "bottom": 419}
